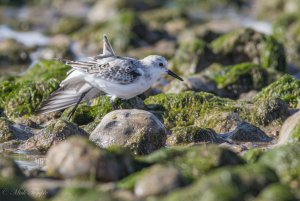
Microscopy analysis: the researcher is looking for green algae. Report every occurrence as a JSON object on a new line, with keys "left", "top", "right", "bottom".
{"left": 255, "top": 183, "right": 297, "bottom": 201}
{"left": 255, "top": 75, "right": 300, "bottom": 108}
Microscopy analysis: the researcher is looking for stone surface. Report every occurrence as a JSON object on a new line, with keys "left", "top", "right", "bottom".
{"left": 0, "top": 156, "right": 24, "bottom": 180}
{"left": 220, "top": 121, "right": 273, "bottom": 142}
{"left": 21, "top": 119, "right": 88, "bottom": 153}
{"left": 277, "top": 110, "right": 300, "bottom": 145}
{"left": 134, "top": 165, "right": 184, "bottom": 197}
{"left": 259, "top": 143, "right": 300, "bottom": 188}
{"left": 89, "top": 109, "right": 167, "bottom": 155}
{"left": 47, "top": 136, "right": 136, "bottom": 181}
{"left": 167, "top": 126, "right": 224, "bottom": 146}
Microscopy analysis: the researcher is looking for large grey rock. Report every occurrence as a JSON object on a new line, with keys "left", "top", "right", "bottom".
{"left": 46, "top": 136, "right": 136, "bottom": 181}
{"left": 134, "top": 165, "right": 184, "bottom": 197}
{"left": 90, "top": 109, "right": 167, "bottom": 155}
{"left": 277, "top": 110, "right": 300, "bottom": 145}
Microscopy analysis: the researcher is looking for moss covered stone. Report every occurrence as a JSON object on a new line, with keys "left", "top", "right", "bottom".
{"left": 52, "top": 186, "right": 124, "bottom": 201}
{"left": 169, "top": 38, "right": 211, "bottom": 75}
{"left": 50, "top": 17, "right": 85, "bottom": 35}
{"left": 141, "top": 145, "right": 244, "bottom": 181}
{"left": 242, "top": 148, "right": 266, "bottom": 164}
{"left": 21, "top": 60, "right": 70, "bottom": 82}
{"left": 0, "top": 117, "right": 15, "bottom": 142}
{"left": 167, "top": 126, "right": 223, "bottom": 145}
{"left": 255, "top": 183, "right": 297, "bottom": 201}
{"left": 210, "top": 28, "right": 286, "bottom": 72}
{"left": 145, "top": 91, "right": 288, "bottom": 132}
{"left": 255, "top": 75, "right": 300, "bottom": 108}
{"left": 273, "top": 12, "right": 300, "bottom": 66}
{"left": 259, "top": 143, "right": 300, "bottom": 188}
{"left": 206, "top": 62, "right": 280, "bottom": 97}
{"left": 0, "top": 60, "right": 71, "bottom": 118}
{"left": 159, "top": 163, "right": 278, "bottom": 201}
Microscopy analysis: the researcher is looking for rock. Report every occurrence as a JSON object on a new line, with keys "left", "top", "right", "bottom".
{"left": 167, "top": 126, "right": 224, "bottom": 146}
{"left": 134, "top": 165, "right": 184, "bottom": 197}
{"left": 159, "top": 163, "right": 278, "bottom": 201}
{"left": 89, "top": 109, "right": 167, "bottom": 155}
{"left": 277, "top": 110, "right": 300, "bottom": 145}
{"left": 21, "top": 119, "right": 88, "bottom": 153}
{"left": 259, "top": 143, "right": 300, "bottom": 188}
{"left": 254, "top": 74, "right": 300, "bottom": 109}
{"left": 145, "top": 91, "right": 288, "bottom": 132}
{"left": 273, "top": 13, "right": 300, "bottom": 66}
{"left": 51, "top": 186, "right": 124, "bottom": 201}
{"left": 254, "top": 0, "right": 300, "bottom": 20}
{"left": 255, "top": 183, "right": 297, "bottom": 201}
{"left": 36, "top": 35, "right": 75, "bottom": 60}
{"left": 50, "top": 17, "right": 84, "bottom": 35}
{"left": 0, "top": 177, "right": 33, "bottom": 201}
{"left": 47, "top": 136, "right": 136, "bottom": 181}
{"left": 242, "top": 148, "right": 266, "bottom": 163}
{"left": 0, "top": 38, "right": 31, "bottom": 68}
{"left": 210, "top": 28, "right": 286, "bottom": 72}
{"left": 220, "top": 121, "right": 273, "bottom": 142}
{"left": 0, "top": 156, "right": 24, "bottom": 180}
{"left": 204, "top": 62, "right": 280, "bottom": 98}
{"left": 163, "top": 74, "right": 218, "bottom": 94}
{"left": 22, "top": 178, "right": 65, "bottom": 200}
{"left": 169, "top": 38, "right": 213, "bottom": 75}
{"left": 0, "top": 117, "right": 15, "bottom": 142}
{"left": 141, "top": 145, "right": 244, "bottom": 180}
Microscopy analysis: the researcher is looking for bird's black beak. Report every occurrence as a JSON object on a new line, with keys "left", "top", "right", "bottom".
{"left": 166, "top": 69, "right": 183, "bottom": 81}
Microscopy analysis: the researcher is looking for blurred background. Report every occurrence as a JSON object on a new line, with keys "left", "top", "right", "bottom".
{"left": 1, "top": 0, "right": 299, "bottom": 77}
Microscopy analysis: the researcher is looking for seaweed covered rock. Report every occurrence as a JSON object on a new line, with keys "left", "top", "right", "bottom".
{"left": 220, "top": 121, "right": 273, "bottom": 142}
{"left": 50, "top": 17, "right": 84, "bottom": 35}
{"left": 134, "top": 164, "right": 184, "bottom": 197}
{"left": 0, "top": 60, "right": 71, "bottom": 118}
{"left": 75, "top": 10, "right": 161, "bottom": 55}
{"left": 254, "top": 0, "right": 300, "bottom": 20}
{"left": 21, "top": 60, "right": 70, "bottom": 82}
{"left": 255, "top": 183, "right": 297, "bottom": 201}
{"left": 204, "top": 62, "right": 280, "bottom": 98}
{"left": 145, "top": 91, "right": 288, "bottom": 132}
{"left": 89, "top": 109, "right": 167, "bottom": 155}
{"left": 51, "top": 186, "right": 125, "bottom": 201}
{"left": 0, "top": 156, "right": 24, "bottom": 180}
{"left": 159, "top": 163, "right": 278, "bottom": 201}
{"left": 0, "top": 177, "right": 33, "bottom": 201}
{"left": 47, "top": 136, "right": 137, "bottom": 181}
{"left": 0, "top": 117, "right": 15, "bottom": 142}
{"left": 278, "top": 110, "right": 300, "bottom": 145}
{"left": 259, "top": 143, "right": 300, "bottom": 187}
{"left": 141, "top": 145, "right": 244, "bottom": 181}
{"left": 21, "top": 119, "right": 88, "bottom": 153}
{"left": 3, "top": 79, "right": 59, "bottom": 118}
{"left": 0, "top": 38, "right": 31, "bottom": 68}
{"left": 210, "top": 28, "right": 286, "bottom": 72}
{"left": 169, "top": 38, "right": 213, "bottom": 75}
{"left": 255, "top": 74, "right": 300, "bottom": 108}
{"left": 167, "top": 126, "right": 223, "bottom": 146}
{"left": 273, "top": 12, "right": 300, "bottom": 66}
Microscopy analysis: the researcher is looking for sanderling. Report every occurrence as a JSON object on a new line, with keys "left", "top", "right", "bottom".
{"left": 38, "top": 35, "right": 183, "bottom": 119}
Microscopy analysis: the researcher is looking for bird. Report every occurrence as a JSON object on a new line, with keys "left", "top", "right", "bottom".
{"left": 38, "top": 35, "right": 183, "bottom": 119}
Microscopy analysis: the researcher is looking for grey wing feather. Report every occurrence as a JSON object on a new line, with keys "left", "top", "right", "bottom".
{"left": 64, "top": 58, "right": 141, "bottom": 85}
{"left": 37, "top": 81, "right": 105, "bottom": 114}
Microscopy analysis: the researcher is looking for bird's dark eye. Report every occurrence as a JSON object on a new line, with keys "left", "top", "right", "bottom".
{"left": 159, "top": 62, "right": 164, "bottom": 67}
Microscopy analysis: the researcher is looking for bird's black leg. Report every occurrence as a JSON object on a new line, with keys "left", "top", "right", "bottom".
{"left": 111, "top": 98, "right": 119, "bottom": 110}
{"left": 67, "top": 90, "right": 90, "bottom": 121}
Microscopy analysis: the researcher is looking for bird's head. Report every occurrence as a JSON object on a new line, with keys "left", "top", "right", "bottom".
{"left": 142, "top": 55, "right": 183, "bottom": 81}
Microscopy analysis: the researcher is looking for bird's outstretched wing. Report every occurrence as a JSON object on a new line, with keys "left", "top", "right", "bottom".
{"left": 64, "top": 58, "right": 142, "bottom": 85}
{"left": 37, "top": 80, "right": 105, "bottom": 114}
